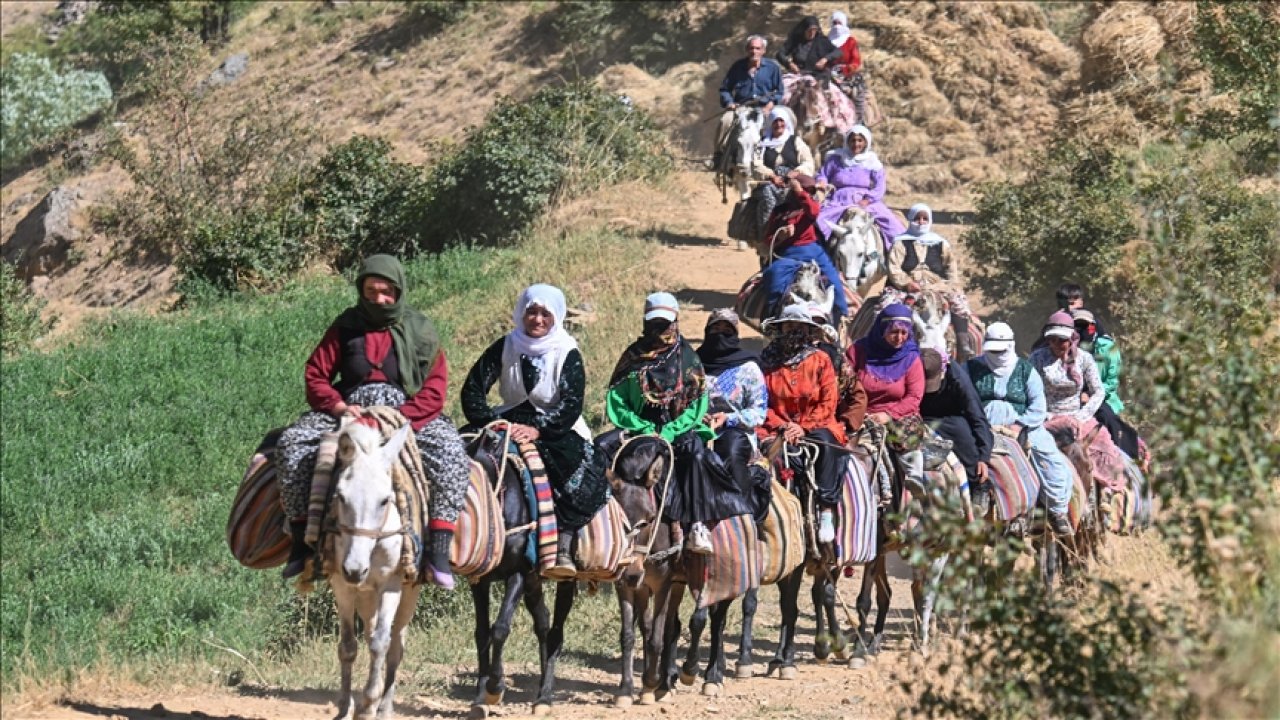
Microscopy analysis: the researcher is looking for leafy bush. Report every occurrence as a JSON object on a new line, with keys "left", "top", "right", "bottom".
{"left": 0, "top": 53, "right": 112, "bottom": 169}
{"left": 401, "top": 0, "right": 473, "bottom": 24}
{"left": 0, "top": 262, "right": 51, "bottom": 355}
{"left": 419, "top": 82, "right": 670, "bottom": 251}
{"left": 1194, "top": 0, "right": 1280, "bottom": 169}
{"left": 303, "top": 135, "right": 430, "bottom": 269}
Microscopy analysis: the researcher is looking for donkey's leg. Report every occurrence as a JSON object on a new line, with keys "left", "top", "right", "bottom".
{"left": 870, "top": 555, "right": 892, "bottom": 654}
{"left": 333, "top": 585, "right": 358, "bottom": 720}
{"left": 376, "top": 584, "right": 421, "bottom": 719}
{"left": 769, "top": 567, "right": 803, "bottom": 678}
{"left": 484, "top": 572, "right": 526, "bottom": 705}
{"left": 823, "top": 573, "right": 848, "bottom": 660}
{"left": 680, "top": 603, "right": 709, "bottom": 686}
{"left": 531, "top": 578, "right": 576, "bottom": 713}
{"left": 657, "top": 581, "right": 686, "bottom": 698}
{"left": 358, "top": 587, "right": 401, "bottom": 719}
{"left": 736, "top": 587, "right": 760, "bottom": 678}
{"left": 856, "top": 562, "right": 875, "bottom": 640}
{"left": 470, "top": 579, "right": 494, "bottom": 708}
{"left": 811, "top": 572, "right": 831, "bottom": 661}
{"left": 615, "top": 583, "right": 642, "bottom": 707}
{"left": 702, "top": 599, "right": 732, "bottom": 694}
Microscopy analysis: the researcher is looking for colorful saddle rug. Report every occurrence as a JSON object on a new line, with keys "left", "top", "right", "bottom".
{"left": 734, "top": 270, "right": 769, "bottom": 333}
{"left": 450, "top": 459, "right": 505, "bottom": 580}
{"left": 226, "top": 431, "right": 289, "bottom": 570}
{"left": 835, "top": 451, "right": 879, "bottom": 567}
{"left": 574, "top": 496, "right": 632, "bottom": 582}
{"left": 988, "top": 434, "right": 1040, "bottom": 522}
{"left": 759, "top": 478, "right": 805, "bottom": 586}
{"left": 687, "top": 513, "right": 762, "bottom": 610}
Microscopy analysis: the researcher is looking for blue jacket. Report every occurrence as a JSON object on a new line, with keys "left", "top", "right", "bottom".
{"left": 719, "top": 58, "right": 785, "bottom": 108}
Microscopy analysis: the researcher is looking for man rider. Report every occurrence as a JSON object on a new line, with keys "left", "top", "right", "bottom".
{"left": 919, "top": 348, "right": 993, "bottom": 498}
{"left": 715, "top": 34, "right": 784, "bottom": 166}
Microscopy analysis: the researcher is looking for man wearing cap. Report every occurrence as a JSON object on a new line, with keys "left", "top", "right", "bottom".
{"left": 967, "top": 322, "right": 1075, "bottom": 536}
{"left": 919, "top": 348, "right": 993, "bottom": 492}
{"left": 761, "top": 174, "right": 850, "bottom": 321}
{"left": 605, "top": 292, "right": 754, "bottom": 555}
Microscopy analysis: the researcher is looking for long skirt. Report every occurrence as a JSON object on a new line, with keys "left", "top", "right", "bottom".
{"left": 714, "top": 426, "right": 772, "bottom": 524}
{"left": 665, "top": 431, "right": 756, "bottom": 526}
{"left": 817, "top": 186, "right": 906, "bottom": 249}
{"left": 276, "top": 382, "right": 470, "bottom": 522}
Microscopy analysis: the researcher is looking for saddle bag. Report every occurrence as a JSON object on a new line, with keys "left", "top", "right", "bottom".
{"left": 727, "top": 196, "right": 759, "bottom": 242}
{"left": 226, "top": 429, "right": 290, "bottom": 569}
{"left": 574, "top": 497, "right": 631, "bottom": 582}
{"left": 450, "top": 460, "right": 506, "bottom": 580}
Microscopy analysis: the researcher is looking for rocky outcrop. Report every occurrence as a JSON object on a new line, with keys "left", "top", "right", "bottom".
{"left": 3, "top": 186, "right": 82, "bottom": 281}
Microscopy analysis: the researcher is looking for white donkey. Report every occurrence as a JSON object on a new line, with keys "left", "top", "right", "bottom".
{"left": 827, "top": 206, "right": 885, "bottom": 298}
{"left": 719, "top": 105, "right": 799, "bottom": 202}
{"left": 326, "top": 422, "right": 421, "bottom": 720}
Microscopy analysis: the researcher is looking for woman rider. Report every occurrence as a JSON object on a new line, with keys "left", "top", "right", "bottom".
{"left": 1072, "top": 308, "right": 1144, "bottom": 463}
{"left": 887, "top": 203, "right": 976, "bottom": 359}
{"left": 777, "top": 15, "right": 857, "bottom": 136}
{"left": 761, "top": 174, "right": 849, "bottom": 320}
{"left": 758, "top": 303, "right": 851, "bottom": 543}
{"left": 817, "top": 126, "right": 906, "bottom": 249}
{"left": 461, "top": 284, "right": 610, "bottom": 580}
{"left": 845, "top": 303, "right": 926, "bottom": 500}
{"left": 749, "top": 110, "right": 817, "bottom": 246}
{"left": 1030, "top": 312, "right": 1128, "bottom": 497}
{"left": 277, "top": 255, "right": 471, "bottom": 587}
{"left": 966, "top": 322, "right": 1075, "bottom": 535}
{"left": 696, "top": 308, "right": 772, "bottom": 523}
{"left": 605, "top": 293, "right": 754, "bottom": 554}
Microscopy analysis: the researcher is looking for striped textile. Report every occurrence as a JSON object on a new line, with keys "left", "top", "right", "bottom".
{"left": 759, "top": 479, "right": 805, "bottom": 586}
{"left": 987, "top": 435, "right": 1039, "bottom": 522}
{"left": 836, "top": 453, "right": 878, "bottom": 567}
{"left": 734, "top": 271, "right": 769, "bottom": 332}
{"left": 305, "top": 430, "right": 340, "bottom": 545}
{"left": 1067, "top": 467, "right": 1086, "bottom": 530}
{"left": 450, "top": 460, "right": 505, "bottom": 579}
{"left": 516, "top": 441, "right": 558, "bottom": 572}
{"left": 227, "top": 445, "right": 290, "bottom": 569}
{"left": 574, "top": 496, "right": 631, "bottom": 582}
{"left": 688, "top": 514, "right": 762, "bottom": 610}
{"left": 1125, "top": 457, "right": 1153, "bottom": 533}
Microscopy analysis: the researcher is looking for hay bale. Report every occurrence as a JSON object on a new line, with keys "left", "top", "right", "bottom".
{"left": 1009, "top": 27, "right": 1079, "bottom": 75}
{"left": 921, "top": 115, "right": 971, "bottom": 137}
{"left": 1152, "top": 1, "right": 1197, "bottom": 45}
{"left": 1062, "top": 92, "right": 1144, "bottom": 146}
{"left": 876, "top": 56, "right": 933, "bottom": 92}
{"left": 993, "top": 1, "right": 1049, "bottom": 30}
{"left": 879, "top": 128, "right": 934, "bottom": 166}
{"left": 1081, "top": 3, "right": 1164, "bottom": 88}
{"left": 934, "top": 131, "right": 984, "bottom": 162}
{"left": 896, "top": 163, "right": 960, "bottom": 195}
{"left": 951, "top": 156, "right": 1003, "bottom": 185}
{"left": 906, "top": 90, "right": 953, "bottom": 124}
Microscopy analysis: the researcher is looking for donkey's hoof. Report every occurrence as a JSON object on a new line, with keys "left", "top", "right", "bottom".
{"left": 735, "top": 664, "right": 755, "bottom": 679}
{"left": 679, "top": 670, "right": 697, "bottom": 686}
{"left": 702, "top": 682, "right": 722, "bottom": 697}
{"left": 614, "top": 695, "right": 633, "bottom": 709}
{"left": 638, "top": 691, "right": 657, "bottom": 706}
{"left": 848, "top": 657, "right": 868, "bottom": 669}
{"left": 778, "top": 666, "right": 798, "bottom": 681}
{"left": 467, "top": 705, "right": 490, "bottom": 720}
{"left": 483, "top": 690, "right": 504, "bottom": 706}
{"left": 533, "top": 703, "right": 553, "bottom": 717}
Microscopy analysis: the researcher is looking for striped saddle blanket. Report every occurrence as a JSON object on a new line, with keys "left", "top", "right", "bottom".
{"left": 226, "top": 430, "right": 290, "bottom": 569}
{"left": 988, "top": 434, "right": 1040, "bottom": 522}
{"left": 574, "top": 496, "right": 632, "bottom": 582}
{"left": 759, "top": 478, "right": 805, "bottom": 586}
{"left": 686, "top": 513, "right": 762, "bottom": 610}
{"left": 1107, "top": 457, "right": 1152, "bottom": 535}
{"left": 734, "top": 270, "right": 769, "bottom": 333}
{"left": 450, "top": 459, "right": 505, "bottom": 579}
{"left": 835, "top": 451, "right": 879, "bottom": 567}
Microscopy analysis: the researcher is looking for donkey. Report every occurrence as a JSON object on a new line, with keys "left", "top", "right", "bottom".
{"left": 827, "top": 206, "right": 886, "bottom": 297}
{"left": 325, "top": 422, "right": 419, "bottom": 720}
{"left": 465, "top": 429, "right": 576, "bottom": 718}
{"left": 717, "top": 106, "right": 767, "bottom": 203}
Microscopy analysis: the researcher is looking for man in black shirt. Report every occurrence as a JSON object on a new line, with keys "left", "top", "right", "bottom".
{"left": 919, "top": 348, "right": 993, "bottom": 495}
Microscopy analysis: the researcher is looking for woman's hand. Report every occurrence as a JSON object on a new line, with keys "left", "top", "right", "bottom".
{"left": 858, "top": 197, "right": 872, "bottom": 208}
{"left": 778, "top": 224, "right": 796, "bottom": 240}
{"left": 789, "top": 62, "right": 801, "bottom": 74}
{"left": 333, "top": 402, "right": 364, "bottom": 419}
{"left": 815, "top": 58, "right": 828, "bottom": 70}
{"left": 783, "top": 422, "right": 805, "bottom": 444}
{"left": 867, "top": 411, "right": 892, "bottom": 425}
{"left": 509, "top": 423, "right": 540, "bottom": 443}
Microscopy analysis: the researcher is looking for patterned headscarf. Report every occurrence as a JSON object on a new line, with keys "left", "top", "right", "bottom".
{"left": 610, "top": 318, "right": 705, "bottom": 418}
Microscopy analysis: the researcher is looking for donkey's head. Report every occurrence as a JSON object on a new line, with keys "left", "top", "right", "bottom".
{"left": 605, "top": 435, "right": 670, "bottom": 530}
{"left": 830, "top": 207, "right": 882, "bottom": 291}
{"left": 912, "top": 290, "right": 951, "bottom": 356}
{"left": 730, "top": 107, "right": 765, "bottom": 172}
{"left": 331, "top": 422, "right": 411, "bottom": 587}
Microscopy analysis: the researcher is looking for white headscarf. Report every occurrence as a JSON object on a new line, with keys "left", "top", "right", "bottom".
{"left": 981, "top": 348, "right": 1020, "bottom": 378}
{"left": 835, "top": 125, "right": 881, "bottom": 170}
{"left": 829, "top": 11, "right": 851, "bottom": 48}
{"left": 758, "top": 110, "right": 794, "bottom": 150}
{"left": 894, "top": 202, "right": 947, "bottom": 247}
{"left": 500, "top": 284, "right": 590, "bottom": 438}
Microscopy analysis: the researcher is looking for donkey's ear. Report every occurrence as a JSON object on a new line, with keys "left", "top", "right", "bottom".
{"left": 381, "top": 423, "right": 412, "bottom": 470}
{"left": 338, "top": 432, "right": 358, "bottom": 464}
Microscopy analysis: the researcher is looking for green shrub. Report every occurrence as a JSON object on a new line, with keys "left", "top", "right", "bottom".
{"left": 401, "top": 0, "right": 473, "bottom": 24}
{"left": 0, "top": 261, "right": 51, "bottom": 355}
{"left": 419, "top": 82, "right": 670, "bottom": 251}
{"left": 1194, "top": 0, "right": 1280, "bottom": 169}
{"left": 303, "top": 135, "right": 430, "bottom": 269}
{"left": 0, "top": 53, "right": 112, "bottom": 170}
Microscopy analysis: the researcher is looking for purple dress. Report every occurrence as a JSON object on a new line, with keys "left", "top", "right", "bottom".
{"left": 816, "top": 156, "right": 905, "bottom": 248}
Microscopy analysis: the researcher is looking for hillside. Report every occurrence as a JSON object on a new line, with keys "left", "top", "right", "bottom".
{"left": 0, "top": 1, "right": 1220, "bottom": 338}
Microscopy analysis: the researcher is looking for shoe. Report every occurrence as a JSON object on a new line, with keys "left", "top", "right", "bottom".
{"left": 543, "top": 532, "right": 578, "bottom": 581}
{"left": 818, "top": 510, "right": 836, "bottom": 544}
{"left": 423, "top": 528, "right": 456, "bottom": 590}
{"left": 687, "top": 522, "right": 713, "bottom": 555}
{"left": 282, "top": 519, "right": 313, "bottom": 580}
{"left": 736, "top": 240, "right": 749, "bottom": 251}
{"left": 1048, "top": 511, "right": 1074, "bottom": 537}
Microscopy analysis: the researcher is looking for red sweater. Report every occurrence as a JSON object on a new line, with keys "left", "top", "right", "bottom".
{"left": 765, "top": 189, "right": 821, "bottom": 252}
{"left": 304, "top": 326, "right": 448, "bottom": 430}
{"left": 845, "top": 343, "right": 923, "bottom": 419}
{"left": 835, "top": 37, "right": 861, "bottom": 76}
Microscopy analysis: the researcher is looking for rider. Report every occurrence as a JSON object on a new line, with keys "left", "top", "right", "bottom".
{"left": 1073, "top": 308, "right": 1143, "bottom": 462}
{"left": 715, "top": 34, "right": 784, "bottom": 166}
{"left": 759, "top": 303, "right": 850, "bottom": 544}
{"left": 846, "top": 304, "right": 926, "bottom": 500}
{"left": 747, "top": 110, "right": 817, "bottom": 248}
{"left": 806, "top": 303, "right": 871, "bottom": 443}
{"left": 887, "top": 203, "right": 976, "bottom": 359}
{"left": 277, "top": 254, "right": 471, "bottom": 587}
{"left": 605, "top": 293, "right": 754, "bottom": 555}
{"left": 816, "top": 126, "right": 906, "bottom": 249}
{"left": 919, "top": 348, "right": 993, "bottom": 492}
{"left": 778, "top": 16, "right": 858, "bottom": 138}
{"left": 777, "top": 16, "right": 843, "bottom": 76}
{"left": 460, "top": 284, "right": 610, "bottom": 580}
{"left": 761, "top": 174, "right": 850, "bottom": 319}
{"left": 1030, "top": 312, "right": 1128, "bottom": 496}
{"left": 966, "top": 322, "right": 1075, "bottom": 535}
{"left": 696, "top": 308, "right": 772, "bottom": 524}
{"left": 829, "top": 11, "right": 862, "bottom": 79}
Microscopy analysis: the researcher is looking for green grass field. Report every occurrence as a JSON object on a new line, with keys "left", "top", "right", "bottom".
{"left": 0, "top": 229, "right": 659, "bottom": 692}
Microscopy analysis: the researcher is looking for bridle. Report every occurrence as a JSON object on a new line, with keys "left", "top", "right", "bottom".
{"left": 336, "top": 498, "right": 403, "bottom": 541}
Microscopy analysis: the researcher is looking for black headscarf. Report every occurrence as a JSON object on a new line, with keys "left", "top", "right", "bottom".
{"left": 696, "top": 313, "right": 759, "bottom": 375}
{"left": 332, "top": 254, "right": 441, "bottom": 395}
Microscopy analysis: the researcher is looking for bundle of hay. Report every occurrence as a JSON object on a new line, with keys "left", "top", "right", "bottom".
{"left": 1151, "top": 1, "right": 1197, "bottom": 46}
{"left": 1062, "top": 92, "right": 1144, "bottom": 146}
{"left": 1081, "top": 2, "right": 1164, "bottom": 88}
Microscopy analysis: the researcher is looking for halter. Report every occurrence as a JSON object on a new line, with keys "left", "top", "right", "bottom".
{"left": 336, "top": 500, "right": 403, "bottom": 541}
{"left": 608, "top": 433, "right": 676, "bottom": 579}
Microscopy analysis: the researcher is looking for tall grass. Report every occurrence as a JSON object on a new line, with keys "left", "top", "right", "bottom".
{"left": 0, "top": 228, "right": 657, "bottom": 694}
